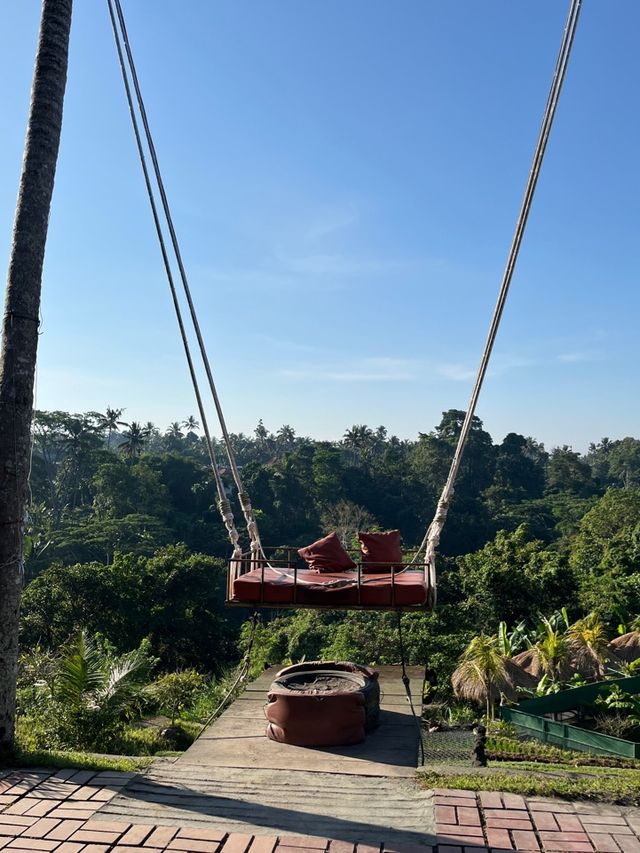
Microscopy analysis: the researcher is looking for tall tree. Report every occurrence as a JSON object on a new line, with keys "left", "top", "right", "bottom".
{"left": 0, "top": 0, "right": 73, "bottom": 751}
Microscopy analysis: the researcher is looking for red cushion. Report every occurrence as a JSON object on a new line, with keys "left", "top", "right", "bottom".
{"left": 298, "top": 532, "right": 356, "bottom": 573}
{"left": 358, "top": 530, "right": 403, "bottom": 574}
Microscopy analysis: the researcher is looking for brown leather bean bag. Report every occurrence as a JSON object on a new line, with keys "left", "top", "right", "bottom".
{"left": 265, "top": 661, "right": 380, "bottom": 747}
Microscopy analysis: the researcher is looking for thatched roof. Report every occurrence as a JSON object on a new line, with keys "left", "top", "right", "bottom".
{"left": 505, "top": 657, "right": 539, "bottom": 691}
{"left": 609, "top": 632, "right": 640, "bottom": 663}
{"left": 451, "top": 663, "right": 517, "bottom": 707}
{"left": 511, "top": 648, "right": 544, "bottom": 680}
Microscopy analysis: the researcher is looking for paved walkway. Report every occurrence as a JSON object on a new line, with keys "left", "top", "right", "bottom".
{"left": 2, "top": 768, "right": 640, "bottom": 851}
{"left": 433, "top": 788, "right": 640, "bottom": 852}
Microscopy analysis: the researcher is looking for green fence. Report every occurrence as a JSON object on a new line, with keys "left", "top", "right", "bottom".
{"left": 500, "top": 676, "right": 640, "bottom": 759}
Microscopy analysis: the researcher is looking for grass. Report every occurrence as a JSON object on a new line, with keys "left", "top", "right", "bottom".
{"left": 1, "top": 747, "right": 151, "bottom": 773}
{"left": 418, "top": 761, "right": 640, "bottom": 805}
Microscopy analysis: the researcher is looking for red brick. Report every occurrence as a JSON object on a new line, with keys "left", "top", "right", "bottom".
{"left": 70, "top": 828, "right": 123, "bottom": 843}
{"left": 457, "top": 807, "right": 481, "bottom": 827}
{"left": 167, "top": 840, "right": 219, "bottom": 852}
{"left": 511, "top": 830, "right": 540, "bottom": 850}
{"left": 484, "top": 817, "right": 532, "bottom": 830}
{"left": 558, "top": 815, "right": 589, "bottom": 833}
{"left": 501, "top": 794, "right": 527, "bottom": 810}
{"left": 144, "top": 825, "right": 179, "bottom": 847}
{"left": 112, "top": 847, "right": 161, "bottom": 853}
{"left": 435, "top": 805, "right": 456, "bottom": 824}
{"left": 5, "top": 840, "right": 59, "bottom": 850}
{"left": 326, "top": 843, "right": 353, "bottom": 853}
{"left": 484, "top": 808, "right": 532, "bottom": 821}
{"left": 45, "top": 819, "right": 84, "bottom": 841}
{"left": 24, "top": 800, "right": 59, "bottom": 817}
{"left": 68, "top": 770, "right": 96, "bottom": 785}
{"left": 247, "top": 842, "right": 277, "bottom": 853}
{"left": 22, "top": 818, "right": 60, "bottom": 838}
{"left": 81, "top": 846, "right": 111, "bottom": 853}
{"left": 279, "top": 837, "right": 327, "bottom": 849}
{"left": 82, "top": 819, "right": 130, "bottom": 834}
{"left": 437, "top": 825, "right": 483, "bottom": 838}
{"left": 532, "top": 811, "right": 560, "bottom": 831}
{"left": 49, "top": 844, "right": 83, "bottom": 853}
{"left": 176, "top": 827, "right": 227, "bottom": 843}
{"left": 119, "top": 824, "right": 154, "bottom": 845}
{"left": 538, "top": 832, "right": 593, "bottom": 852}
{"left": 587, "top": 835, "right": 620, "bottom": 852}
{"left": 47, "top": 807, "right": 96, "bottom": 820}
{"left": 485, "top": 828, "right": 512, "bottom": 849}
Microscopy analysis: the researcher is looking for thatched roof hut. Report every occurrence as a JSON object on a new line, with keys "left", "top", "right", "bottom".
{"left": 609, "top": 631, "right": 640, "bottom": 664}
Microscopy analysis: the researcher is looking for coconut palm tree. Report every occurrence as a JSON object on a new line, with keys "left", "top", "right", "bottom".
{"left": 182, "top": 415, "right": 199, "bottom": 435}
{"left": 536, "top": 617, "right": 570, "bottom": 684}
{"left": 567, "top": 613, "right": 611, "bottom": 679}
{"left": 100, "top": 406, "right": 127, "bottom": 448}
{"left": 0, "top": 0, "right": 73, "bottom": 752}
{"left": 119, "top": 422, "right": 146, "bottom": 462}
{"left": 452, "top": 634, "right": 515, "bottom": 721}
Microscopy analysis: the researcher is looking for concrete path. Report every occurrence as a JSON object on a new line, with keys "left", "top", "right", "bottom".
{"left": 98, "top": 665, "right": 435, "bottom": 847}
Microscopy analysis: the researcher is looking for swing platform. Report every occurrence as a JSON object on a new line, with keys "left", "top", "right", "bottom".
{"left": 227, "top": 548, "right": 433, "bottom": 610}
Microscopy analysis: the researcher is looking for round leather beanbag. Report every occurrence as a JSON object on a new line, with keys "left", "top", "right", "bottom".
{"left": 265, "top": 661, "right": 380, "bottom": 747}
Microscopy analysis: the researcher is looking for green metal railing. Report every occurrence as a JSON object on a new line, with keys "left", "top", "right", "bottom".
{"left": 500, "top": 676, "right": 640, "bottom": 759}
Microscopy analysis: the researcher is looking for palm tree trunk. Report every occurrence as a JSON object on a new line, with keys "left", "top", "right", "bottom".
{"left": 0, "top": 0, "right": 72, "bottom": 752}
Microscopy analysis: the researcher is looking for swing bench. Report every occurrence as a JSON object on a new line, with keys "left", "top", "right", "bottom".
{"left": 107, "top": 0, "right": 582, "bottom": 614}
{"left": 227, "top": 546, "right": 433, "bottom": 609}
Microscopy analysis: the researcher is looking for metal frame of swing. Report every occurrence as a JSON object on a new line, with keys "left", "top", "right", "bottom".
{"left": 225, "top": 546, "right": 433, "bottom": 611}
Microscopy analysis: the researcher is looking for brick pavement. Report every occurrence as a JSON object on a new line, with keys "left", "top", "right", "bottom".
{"left": 433, "top": 788, "right": 640, "bottom": 852}
{"left": 2, "top": 769, "right": 640, "bottom": 852}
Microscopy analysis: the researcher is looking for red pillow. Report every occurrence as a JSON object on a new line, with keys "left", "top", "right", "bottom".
{"left": 298, "top": 532, "right": 357, "bottom": 573}
{"left": 358, "top": 530, "right": 403, "bottom": 574}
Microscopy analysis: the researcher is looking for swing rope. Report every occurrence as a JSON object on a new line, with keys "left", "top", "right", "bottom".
{"left": 109, "top": 0, "right": 263, "bottom": 562}
{"left": 413, "top": 0, "right": 583, "bottom": 607}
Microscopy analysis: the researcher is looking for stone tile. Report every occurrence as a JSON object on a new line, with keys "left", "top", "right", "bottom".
{"left": 587, "top": 835, "right": 621, "bottom": 852}
{"left": 612, "top": 838, "right": 640, "bottom": 853}
{"left": 435, "top": 797, "right": 479, "bottom": 808}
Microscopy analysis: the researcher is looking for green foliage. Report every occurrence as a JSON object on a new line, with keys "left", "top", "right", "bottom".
{"left": 456, "top": 525, "right": 574, "bottom": 629}
{"left": 152, "top": 670, "right": 206, "bottom": 725}
{"left": 21, "top": 546, "right": 235, "bottom": 671}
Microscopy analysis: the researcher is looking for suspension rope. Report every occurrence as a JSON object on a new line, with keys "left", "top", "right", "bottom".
{"left": 111, "top": 0, "right": 263, "bottom": 561}
{"left": 414, "top": 0, "right": 583, "bottom": 606}
{"left": 397, "top": 610, "right": 424, "bottom": 765}
{"left": 105, "top": 0, "right": 243, "bottom": 561}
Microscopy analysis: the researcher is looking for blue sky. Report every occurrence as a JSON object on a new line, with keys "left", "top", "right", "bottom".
{"left": 1, "top": 1, "right": 639, "bottom": 451}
